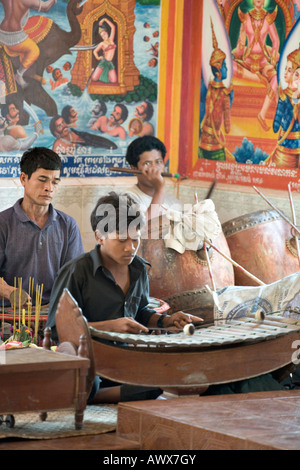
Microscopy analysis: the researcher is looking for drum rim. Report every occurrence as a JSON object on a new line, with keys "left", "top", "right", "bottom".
{"left": 222, "top": 209, "right": 283, "bottom": 237}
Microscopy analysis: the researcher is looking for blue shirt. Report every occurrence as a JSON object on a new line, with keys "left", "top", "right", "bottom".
{"left": 0, "top": 198, "right": 84, "bottom": 304}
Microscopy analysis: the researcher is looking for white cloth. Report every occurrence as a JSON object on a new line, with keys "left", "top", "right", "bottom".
{"left": 163, "top": 199, "right": 222, "bottom": 254}
{"left": 210, "top": 271, "right": 300, "bottom": 325}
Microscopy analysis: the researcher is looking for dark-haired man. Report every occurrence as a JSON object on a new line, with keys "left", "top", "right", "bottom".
{"left": 0, "top": 147, "right": 84, "bottom": 305}
{"left": 50, "top": 114, "right": 117, "bottom": 155}
{"left": 91, "top": 103, "right": 128, "bottom": 140}
{"left": 128, "top": 101, "right": 154, "bottom": 137}
{"left": 124, "top": 135, "right": 181, "bottom": 219}
{"left": 46, "top": 192, "right": 199, "bottom": 403}
{"left": 50, "top": 115, "right": 84, "bottom": 156}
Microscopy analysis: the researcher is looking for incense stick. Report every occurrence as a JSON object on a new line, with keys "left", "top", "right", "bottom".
{"left": 34, "top": 283, "right": 43, "bottom": 344}
{"left": 18, "top": 277, "right": 22, "bottom": 329}
{"left": 13, "top": 277, "right": 16, "bottom": 338}
{"left": 28, "top": 277, "right": 33, "bottom": 332}
{"left": 1, "top": 278, "right": 4, "bottom": 339}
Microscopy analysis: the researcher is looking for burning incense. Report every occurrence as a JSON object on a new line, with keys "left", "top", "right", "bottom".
{"left": 28, "top": 277, "right": 33, "bottom": 330}
{"left": 18, "top": 277, "right": 22, "bottom": 329}
{"left": 34, "top": 283, "right": 43, "bottom": 344}
{"left": 13, "top": 277, "right": 16, "bottom": 337}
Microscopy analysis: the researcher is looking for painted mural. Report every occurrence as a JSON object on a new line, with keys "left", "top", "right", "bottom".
{"left": 193, "top": 0, "right": 300, "bottom": 190}
{"left": 0, "top": 0, "right": 161, "bottom": 177}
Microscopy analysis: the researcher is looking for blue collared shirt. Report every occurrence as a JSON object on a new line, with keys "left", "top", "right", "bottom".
{"left": 0, "top": 198, "right": 84, "bottom": 304}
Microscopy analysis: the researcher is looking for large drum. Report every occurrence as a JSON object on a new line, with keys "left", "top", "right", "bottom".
{"left": 138, "top": 216, "right": 234, "bottom": 300}
{"left": 222, "top": 209, "right": 300, "bottom": 286}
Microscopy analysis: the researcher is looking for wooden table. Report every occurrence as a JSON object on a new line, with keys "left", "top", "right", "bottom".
{"left": 0, "top": 347, "right": 90, "bottom": 430}
{"left": 117, "top": 390, "right": 300, "bottom": 450}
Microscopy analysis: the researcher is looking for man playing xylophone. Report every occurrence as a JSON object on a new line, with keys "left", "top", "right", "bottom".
{"left": 46, "top": 192, "right": 199, "bottom": 403}
{"left": 0, "top": 147, "right": 84, "bottom": 306}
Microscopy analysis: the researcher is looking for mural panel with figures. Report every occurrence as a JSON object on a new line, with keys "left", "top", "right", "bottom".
{"left": 191, "top": 0, "right": 300, "bottom": 190}
{"left": 0, "top": 0, "right": 160, "bottom": 177}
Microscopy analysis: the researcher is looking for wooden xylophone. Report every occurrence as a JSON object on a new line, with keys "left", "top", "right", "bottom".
{"left": 89, "top": 315, "right": 300, "bottom": 395}
{"left": 55, "top": 289, "right": 300, "bottom": 396}
{"left": 89, "top": 315, "right": 300, "bottom": 350}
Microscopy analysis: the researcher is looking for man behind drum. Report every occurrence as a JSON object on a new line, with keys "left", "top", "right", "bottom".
{"left": 46, "top": 192, "right": 199, "bottom": 403}
{"left": 124, "top": 135, "right": 181, "bottom": 220}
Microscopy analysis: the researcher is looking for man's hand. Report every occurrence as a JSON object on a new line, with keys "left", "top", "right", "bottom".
{"left": 111, "top": 317, "right": 149, "bottom": 333}
{"left": 163, "top": 311, "right": 202, "bottom": 330}
{"left": 9, "top": 288, "right": 31, "bottom": 308}
{"left": 90, "top": 317, "right": 149, "bottom": 334}
{"left": 142, "top": 165, "right": 164, "bottom": 191}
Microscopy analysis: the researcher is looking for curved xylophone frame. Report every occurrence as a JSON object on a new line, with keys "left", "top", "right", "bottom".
{"left": 55, "top": 289, "right": 300, "bottom": 396}
{"left": 90, "top": 327, "right": 300, "bottom": 395}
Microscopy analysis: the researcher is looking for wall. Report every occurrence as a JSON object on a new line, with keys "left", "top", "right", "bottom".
{"left": 2, "top": 177, "right": 299, "bottom": 253}
{"left": 1, "top": 0, "right": 300, "bottom": 255}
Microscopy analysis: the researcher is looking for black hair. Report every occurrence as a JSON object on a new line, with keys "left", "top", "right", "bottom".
{"left": 61, "top": 105, "right": 73, "bottom": 124}
{"left": 114, "top": 103, "right": 128, "bottom": 122}
{"left": 90, "top": 191, "right": 145, "bottom": 235}
{"left": 52, "top": 68, "right": 62, "bottom": 81}
{"left": 20, "top": 147, "right": 62, "bottom": 179}
{"left": 49, "top": 115, "right": 62, "bottom": 137}
{"left": 125, "top": 135, "right": 166, "bottom": 167}
{"left": 143, "top": 100, "right": 154, "bottom": 121}
{"left": 1, "top": 103, "right": 10, "bottom": 118}
{"left": 92, "top": 101, "right": 107, "bottom": 117}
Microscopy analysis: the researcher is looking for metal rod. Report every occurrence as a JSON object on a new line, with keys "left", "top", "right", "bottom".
{"left": 204, "top": 238, "right": 265, "bottom": 286}
{"left": 253, "top": 185, "right": 300, "bottom": 236}
{"left": 203, "top": 243, "right": 216, "bottom": 291}
{"left": 144, "top": 321, "right": 208, "bottom": 334}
